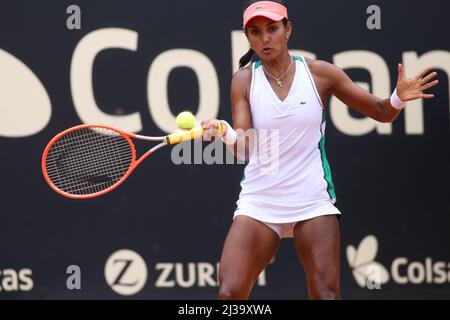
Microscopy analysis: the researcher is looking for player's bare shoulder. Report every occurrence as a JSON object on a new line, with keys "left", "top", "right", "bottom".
{"left": 232, "top": 65, "right": 252, "bottom": 85}
{"left": 304, "top": 57, "right": 340, "bottom": 90}
{"left": 304, "top": 57, "right": 336, "bottom": 76}
{"left": 231, "top": 65, "right": 252, "bottom": 98}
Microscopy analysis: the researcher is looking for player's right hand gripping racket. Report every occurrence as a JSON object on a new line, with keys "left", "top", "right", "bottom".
{"left": 42, "top": 123, "right": 224, "bottom": 199}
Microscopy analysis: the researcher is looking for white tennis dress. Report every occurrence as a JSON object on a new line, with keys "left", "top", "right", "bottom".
{"left": 234, "top": 56, "right": 340, "bottom": 236}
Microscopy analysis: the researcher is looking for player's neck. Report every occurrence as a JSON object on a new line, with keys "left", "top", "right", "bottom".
{"left": 262, "top": 52, "right": 293, "bottom": 77}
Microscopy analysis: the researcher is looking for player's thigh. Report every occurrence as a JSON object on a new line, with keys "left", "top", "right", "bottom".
{"left": 293, "top": 215, "right": 340, "bottom": 275}
{"left": 219, "top": 215, "right": 280, "bottom": 285}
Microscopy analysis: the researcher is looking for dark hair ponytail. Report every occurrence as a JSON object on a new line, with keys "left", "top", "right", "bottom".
{"left": 239, "top": 48, "right": 254, "bottom": 69}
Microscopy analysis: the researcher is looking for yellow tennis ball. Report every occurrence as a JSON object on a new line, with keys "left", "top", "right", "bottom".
{"left": 176, "top": 111, "right": 196, "bottom": 130}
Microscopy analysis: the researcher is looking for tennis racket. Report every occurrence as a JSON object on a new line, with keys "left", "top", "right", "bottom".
{"left": 42, "top": 123, "right": 224, "bottom": 199}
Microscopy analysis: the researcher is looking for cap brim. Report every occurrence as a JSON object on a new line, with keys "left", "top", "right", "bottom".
{"left": 243, "top": 12, "right": 285, "bottom": 28}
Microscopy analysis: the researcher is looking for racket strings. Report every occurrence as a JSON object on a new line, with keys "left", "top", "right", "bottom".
{"left": 45, "top": 127, "right": 134, "bottom": 196}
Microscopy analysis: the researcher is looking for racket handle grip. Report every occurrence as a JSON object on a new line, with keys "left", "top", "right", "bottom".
{"left": 166, "top": 122, "right": 225, "bottom": 145}
{"left": 166, "top": 127, "right": 204, "bottom": 144}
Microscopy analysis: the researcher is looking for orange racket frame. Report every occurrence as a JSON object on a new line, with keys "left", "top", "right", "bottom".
{"left": 42, "top": 123, "right": 223, "bottom": 199}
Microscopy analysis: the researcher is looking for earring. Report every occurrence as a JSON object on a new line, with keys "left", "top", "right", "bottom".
{"left": 286, "top": 37, "right": 289, "bottom": 41}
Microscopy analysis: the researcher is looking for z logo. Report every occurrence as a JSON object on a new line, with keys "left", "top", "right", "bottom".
{"left": 104, "top": 249, "right": 148, "bottom": 295}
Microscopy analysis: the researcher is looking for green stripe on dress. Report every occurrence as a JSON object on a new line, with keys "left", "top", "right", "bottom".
{"left": 319, "top": 111, "right": 337, "bottom": 202}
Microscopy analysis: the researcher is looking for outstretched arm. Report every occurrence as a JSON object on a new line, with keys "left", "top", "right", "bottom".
{"left": 324, "top": 62, "right": 438, "bottom": 123}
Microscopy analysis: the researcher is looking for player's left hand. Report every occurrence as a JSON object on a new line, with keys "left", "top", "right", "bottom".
{"left": 396, "top": 64, "right": 439, "bottom": 101}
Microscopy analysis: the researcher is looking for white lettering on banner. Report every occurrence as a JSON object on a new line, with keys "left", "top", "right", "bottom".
{"left": 0, "top": 50, "right": 51, "bottom": 138}
{"left": 147, "top": 49, "right": 219, "bottom": 134}
{"left": 391, "top": 257, "right": 409, "bottom": 284}
{"left": 348, "top": 235, "right": 450, "bottom": 287}
{"left": 391, "top": 257, "right": 450, "bottom": 285}
{"left": 0, "top": 268, "right": 33, "bottom": 292}
{"left": 1, "top": 28, "right": 448, "bottom": 137}
{"left": 154, "top": 262, "right": 266, "bottom": 288}
{"left": 70, "top": 28, "right": 142, "bottom": 132}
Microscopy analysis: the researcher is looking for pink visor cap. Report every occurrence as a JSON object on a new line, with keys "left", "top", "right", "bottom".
{"left": 243, "top": 1, "right": 288, "bottom": 28}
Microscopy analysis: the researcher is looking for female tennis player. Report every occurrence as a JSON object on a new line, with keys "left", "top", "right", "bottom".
{"left": 202, "top": 0, "right": 438, "bottom": 300}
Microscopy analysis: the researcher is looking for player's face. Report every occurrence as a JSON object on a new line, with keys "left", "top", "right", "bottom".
{"left": 246, "top": 16, "right": 291, "bottom": 60}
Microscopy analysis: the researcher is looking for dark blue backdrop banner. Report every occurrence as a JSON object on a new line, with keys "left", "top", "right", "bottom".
{"left": 0, "top": 0, "right": 449, "bottom": 299}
